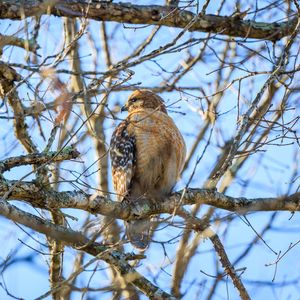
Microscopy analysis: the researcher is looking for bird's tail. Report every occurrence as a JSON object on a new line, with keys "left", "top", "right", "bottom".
{"left": 125, "top": 220, "right": 151, "bottom": 250}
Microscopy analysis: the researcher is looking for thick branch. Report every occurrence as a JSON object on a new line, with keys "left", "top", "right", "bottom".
{"left": 0, "top": 198, "right": 176, "bottom": 300}
{"left": 1, "top": 180, "right": 299, "bottom": 217}
{"left": 0, "top": 1, "right": 297, "bottom": 41}
{"left": 0, "top": 61, "right": 37, "bottom": 153}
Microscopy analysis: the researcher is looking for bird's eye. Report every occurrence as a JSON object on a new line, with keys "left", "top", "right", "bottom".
{"left": 130, "top": 97, "right": 138, "bottom": 103}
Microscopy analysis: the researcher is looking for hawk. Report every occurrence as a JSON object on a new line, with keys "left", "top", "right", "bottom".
{"left": 110, "top": 90, "right": 186, "bottom": 249}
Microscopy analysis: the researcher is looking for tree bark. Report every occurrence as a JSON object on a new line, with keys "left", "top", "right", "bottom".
{"left": 0, "top": 1, "right": 297, "bottom": 41}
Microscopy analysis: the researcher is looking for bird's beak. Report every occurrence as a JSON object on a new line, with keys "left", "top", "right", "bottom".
{"left": 121, "top": 104, "right": 128, "bottom": 112}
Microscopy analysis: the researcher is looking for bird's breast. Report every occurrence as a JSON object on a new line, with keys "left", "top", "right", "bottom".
{"left": 127, "top": 110, "right": 186, "bottom": 197}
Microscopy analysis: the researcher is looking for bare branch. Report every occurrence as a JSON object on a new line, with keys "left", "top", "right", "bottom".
{"left": 0, "top": 34, "right": 40, "bottom": 54}
{"left": 0, "top": 197, "right": 177, "bottom": 300}
{"left": 1, "top": 179, "right": 299, "bottom": 216}
{"left": 0, "top": 1, "right": 297, "bottom": 41}
{"left": 0, "top": 147, "right": 80, "bottom": 172}
{"left": 210, "top": 232, "right": 250, "bottom": 300}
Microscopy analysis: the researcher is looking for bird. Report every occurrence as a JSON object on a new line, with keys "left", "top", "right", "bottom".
{"left": 110, "top": 89, "right": 186, "bottom": 250}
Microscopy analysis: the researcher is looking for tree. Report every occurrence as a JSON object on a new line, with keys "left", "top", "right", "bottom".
{"left": 0, "top": 1, "right": 299, "bottom": 299}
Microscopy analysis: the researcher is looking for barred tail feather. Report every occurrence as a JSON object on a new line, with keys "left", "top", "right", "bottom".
{"left": 125, "top": 220, "right": 150, "bottom": 250}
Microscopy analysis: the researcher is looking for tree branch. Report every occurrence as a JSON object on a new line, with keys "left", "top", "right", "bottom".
{"left": 0, "top": 61, "right": 37, "bottom": 153}
{"left": 0, "top": 147, "right": 80, "bottom": 172}
{"left": 210, "top": 233, "right": 250, "bottom": 300}
{"left": 0, "top": 34, "right": 40, "bottom": 55}
{"left": 0, "top": 1, "right": 297, "bottom": 41}
{"left": 1, "top": 179, "right": 299, "bottom": 217}
{"left": 0, "top": 197, "right": 176, "bottom": 300}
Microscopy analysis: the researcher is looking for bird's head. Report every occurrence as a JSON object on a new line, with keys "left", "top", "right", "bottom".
{"left": 121, "top": 90, "right": 167, "bottom": 114}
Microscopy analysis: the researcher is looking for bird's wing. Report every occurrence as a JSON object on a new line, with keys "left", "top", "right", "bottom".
{"left": 110, "top": 121, "right": 136, "bottom": 201}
